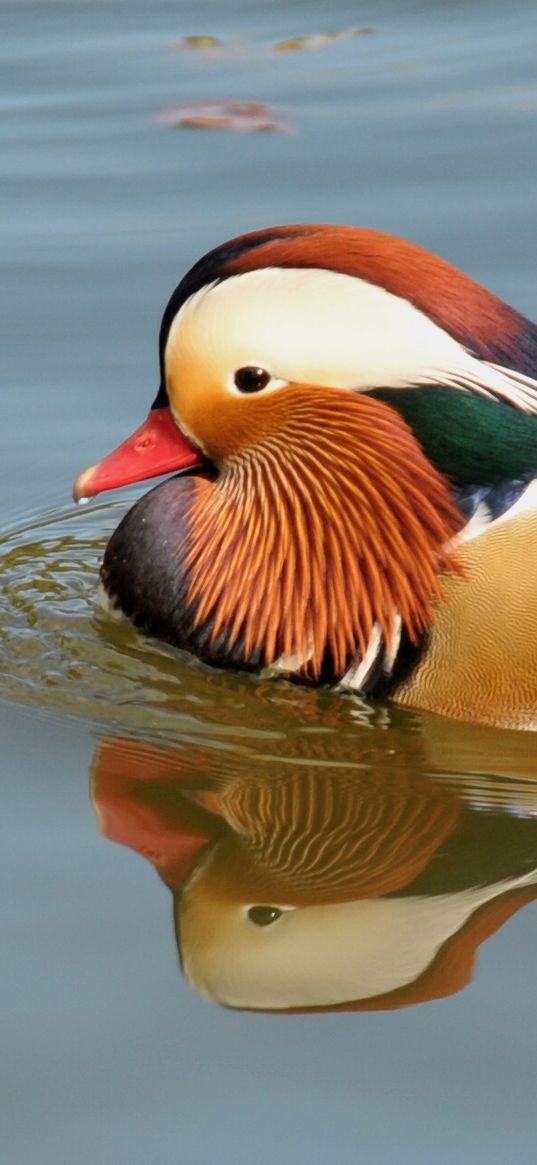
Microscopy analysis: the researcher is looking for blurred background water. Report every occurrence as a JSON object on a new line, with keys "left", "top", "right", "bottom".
{"left": 2, "top": 2, "right": 537, "bottom": 1162}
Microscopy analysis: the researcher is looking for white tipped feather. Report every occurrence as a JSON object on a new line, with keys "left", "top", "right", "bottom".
{"left": 340, "top": 623, "right": 383, "bottom": 693}
{"left": 426, "top": 361, "right": 537, "bottom": 413}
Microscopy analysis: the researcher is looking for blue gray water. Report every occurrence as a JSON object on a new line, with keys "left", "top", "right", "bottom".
{"left": 2, "top": 2, "right": 537, "bottom": 1162}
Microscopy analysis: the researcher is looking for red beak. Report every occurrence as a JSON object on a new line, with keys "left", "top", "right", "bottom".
{"left": 72, "top": 406, "right": 204, "bottom": 503}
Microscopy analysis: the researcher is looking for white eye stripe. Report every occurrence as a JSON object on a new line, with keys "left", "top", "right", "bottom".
{"left": 167, "top": 265, "right": 468, "bottom": 393}
{"left": 166, "top": 265, "right": 537, "bottom": 411}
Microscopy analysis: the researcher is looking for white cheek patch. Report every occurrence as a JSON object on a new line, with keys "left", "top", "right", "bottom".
{"left": 165, "top": 265, "right": 537, "bottom": 410}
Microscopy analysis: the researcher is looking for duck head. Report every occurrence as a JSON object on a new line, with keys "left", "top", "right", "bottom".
{"left": 73, "top": 224, "right": 537, "bottom": 687}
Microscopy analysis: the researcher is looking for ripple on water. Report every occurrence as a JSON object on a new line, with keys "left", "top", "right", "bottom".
{"left": 0, "top": 500, "right": 201, "bottom": 728}
{"left": 1, "top": 498, "right": 536, "bottom": 790}
{"left": 0, "top": 497, "right": 378, "bottom": 748}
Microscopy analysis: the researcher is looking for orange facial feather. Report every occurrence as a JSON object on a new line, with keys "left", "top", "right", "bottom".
{"left": 181, "top": 388, "right": 463, "bottom": 678}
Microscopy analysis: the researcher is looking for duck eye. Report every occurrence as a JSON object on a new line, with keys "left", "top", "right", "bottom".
{"left": 234, "top": 366, "right": 271, "bottom": 393}
{"left": 247, "top": 905, "right": 283, "bottom": 927}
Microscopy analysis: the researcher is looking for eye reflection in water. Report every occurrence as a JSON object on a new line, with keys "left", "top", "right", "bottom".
{"left": 90, "top": 715, "right": 537, "bottom": 1014}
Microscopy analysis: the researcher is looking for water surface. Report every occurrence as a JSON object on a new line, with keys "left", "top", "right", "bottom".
{"left": 2, "top": 2, "right": 537, "bottom": 1162}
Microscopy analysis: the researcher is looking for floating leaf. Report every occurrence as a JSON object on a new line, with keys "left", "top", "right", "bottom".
{"left": 273, "top": 27, "right": 375, "bottom": 53}
{"left": 180, "top": 35, "right": 223, "bottom": 50}
{"left": 155, "top": 100, "right": 295, "bottom": 135}
{"left": 173, "top": 36, "right": 248, "bottom": 60}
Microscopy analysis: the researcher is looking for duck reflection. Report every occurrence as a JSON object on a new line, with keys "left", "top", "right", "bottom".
{"left": 91, "top": 705, "right": 537, "bottom": 1012}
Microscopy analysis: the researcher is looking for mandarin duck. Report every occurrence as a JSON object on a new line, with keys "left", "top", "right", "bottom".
{"left": 73, "top": 225, "right": 537, "bottom": 728}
